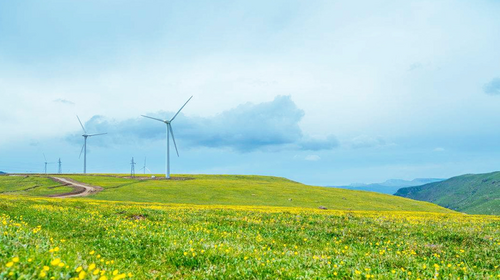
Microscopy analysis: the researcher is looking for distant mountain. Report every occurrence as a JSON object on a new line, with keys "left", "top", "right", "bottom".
{"left": 331, "top": 178, "right": 444, "bottom": 195}
{"left": 0, "top": 171, "right": 5, "bottom": 174}
{"left": 395, "top": 171, "right": 500, "bottom": 215}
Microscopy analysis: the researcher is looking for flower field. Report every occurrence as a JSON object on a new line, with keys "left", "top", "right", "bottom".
{"left": 1, "top": 195, "right": 499, "bottom": 279}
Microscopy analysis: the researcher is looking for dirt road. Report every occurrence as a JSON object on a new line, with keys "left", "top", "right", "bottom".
{"left": 48, "top": 177, "right": 103, "bottom": 198}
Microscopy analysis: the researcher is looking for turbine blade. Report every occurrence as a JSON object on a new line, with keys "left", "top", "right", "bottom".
{"left": 43, "top": 153, "right": 47, "bottom": 161}
{"left": 76, "top": 115, "right": 87, "bottom": 134}
{"left": 79, "top": 143, "right": 85, "bottom": 159}
{"left": 141, "top": 115, "right": 165, "bottom": 123}
{"left": 87, "top": 133, "right": 107, "bottom": 137}
{"left": 170, "top": 96, "right": 193, "bottom": 122}
{"left": 168, "top": 124, "right": 179, "bottom": 157}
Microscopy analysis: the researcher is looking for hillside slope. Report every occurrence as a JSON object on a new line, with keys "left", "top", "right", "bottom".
{"left": 62, "top": 174, "right": 452, "bottom": 213}
{"left": 395, "top": 171, "right": 500, "bottom": 215}
{"left": 0, "top": 174, "right": 453, "bottom": 212}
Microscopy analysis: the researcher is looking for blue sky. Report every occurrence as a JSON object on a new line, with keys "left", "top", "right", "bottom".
{"left": 1, "top": 0, "right": 500, "bottom": 185}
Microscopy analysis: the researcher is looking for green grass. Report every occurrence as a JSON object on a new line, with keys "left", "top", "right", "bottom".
{"left": 0, "top": 175, "right": 74, "bottom": 196}
{"left": 395, "top": 171, "right": 500, "bottom": 215}
{"left": 1, "top": 195, "right": 499, "bottom": 279}
{"left": 49, "top": 174, "right": 453, "bottom": 213}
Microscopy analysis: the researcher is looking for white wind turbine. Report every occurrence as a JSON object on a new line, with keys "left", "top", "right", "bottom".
{"left": 139, "top": 157, "right": 152, "bottom": 175}
{"left": 43, "top": 154, "right": 55, "bottom": 174}
{"left": 141, "top": 96, "right": 192, "bottom": 179}
{"left": 77, "top": 116, "right": 107, "bottom": 174}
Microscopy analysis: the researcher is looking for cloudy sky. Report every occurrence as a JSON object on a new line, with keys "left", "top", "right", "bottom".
{"left": 1, "top": 0, "right": 500, "bottom": 185}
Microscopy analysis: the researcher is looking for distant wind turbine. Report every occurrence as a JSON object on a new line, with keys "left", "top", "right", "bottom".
{"left": 140, "top": 157, "right": 152, "bottom": 174}
{"left": 141, "top": 96, "right": 192, "bottom": 179}
{"left": 43, "top": 154, "right": 55, "bottom": 174}
{"left": 58, "top": 158, "right": 62, "bottom": 174}
{"left": 77, "top": 116, "right": 107, "bottom": 174}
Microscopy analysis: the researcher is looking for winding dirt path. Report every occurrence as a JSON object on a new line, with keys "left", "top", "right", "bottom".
{"left": 48, "top": 177, "right": 103, "bottom": 198}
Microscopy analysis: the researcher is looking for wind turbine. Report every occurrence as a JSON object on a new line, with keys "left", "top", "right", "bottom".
{"left": 141, "top": 96, "right": 192, "bottom": 179}
{"left": 77, "top": 116, "right": 107, "bottom": 174}
{"left": 139, "top": 157, "right": 152, "bottom": 174}
{"left": 43, "top": 154, "right": 55, "bottom": 174}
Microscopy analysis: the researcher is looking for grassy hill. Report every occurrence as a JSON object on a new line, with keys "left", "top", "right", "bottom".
{"left": 0, "top": 174, "right": 452, "bottom": 213}
{"left": 395, "top": 171, "right": 500, "bottom": 215}
{"left": 1, "top": 195, "right": 499, "bottom": 279}
{"left": 0, "top": 175, "right": 74, "bottom": 196}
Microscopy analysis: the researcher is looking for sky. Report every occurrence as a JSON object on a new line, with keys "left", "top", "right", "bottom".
{"left": 1, "top": 0, "right": 500, "bottom": 185}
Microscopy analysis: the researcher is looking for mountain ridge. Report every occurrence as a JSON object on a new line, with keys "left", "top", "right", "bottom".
{"left": 395, "top": 171, "right": 500, "bottom": 215}
{"left": 331, "top": 178, "right": 444, "bottom": 195}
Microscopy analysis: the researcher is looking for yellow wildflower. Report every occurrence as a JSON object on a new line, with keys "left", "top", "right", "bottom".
{"left": 112, "top": 273, "right": 126, "bottom": 280}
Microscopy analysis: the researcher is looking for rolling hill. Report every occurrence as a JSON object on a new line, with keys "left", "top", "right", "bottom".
{"left": 395, "top": 171, "right": 500, "bottom": 215}
{"left": 0, "top": 174, "right": 452, "bottom": 213}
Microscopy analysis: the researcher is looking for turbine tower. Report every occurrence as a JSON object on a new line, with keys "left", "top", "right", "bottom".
{"left": 141, "top": 96, "right": 192, "bottom": 179}
{"left": 77, "top": 116, "right": 107, "bottom": 174}
{"left": 58, "top": 158, "right": 62, "bottom": 174}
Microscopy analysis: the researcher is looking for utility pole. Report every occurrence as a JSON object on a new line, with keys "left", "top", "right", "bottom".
{"left": 130, "top": 157, "right": 136, "bottom": 177}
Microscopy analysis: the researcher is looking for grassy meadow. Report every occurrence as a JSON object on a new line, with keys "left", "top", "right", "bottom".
{"left": 1, "top": 174, "right": 499, "bottom": 279}
{"left": 1, "top": 195, "right": 500, "bottom": 279}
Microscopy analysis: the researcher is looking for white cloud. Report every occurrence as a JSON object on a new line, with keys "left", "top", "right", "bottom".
{"left": 305, "top": 155, "right": 321, "bottom": 161}
{"left": 349, "top": 135, "right": 388, "bottom": 149}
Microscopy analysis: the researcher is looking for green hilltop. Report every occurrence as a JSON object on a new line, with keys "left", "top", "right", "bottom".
{"left": 0, "top": 174, "right": 452, "bottom": 213}
{"left": 395, "top": 171, "right": 500, "bottom": 215}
